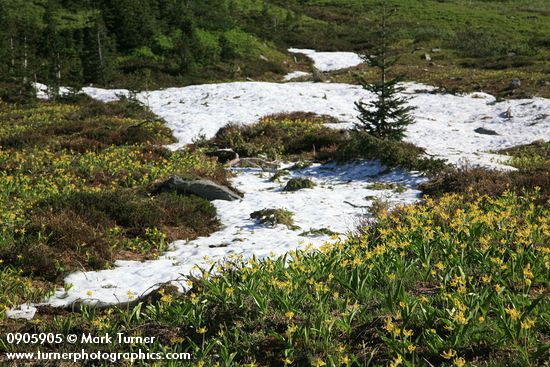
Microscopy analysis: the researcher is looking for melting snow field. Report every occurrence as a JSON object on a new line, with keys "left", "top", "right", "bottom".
{"left": 84, "top": 82, "right": 550, "bottom": 168}
{"left": 10, "top": 49, "right": 549, "bottom": 316}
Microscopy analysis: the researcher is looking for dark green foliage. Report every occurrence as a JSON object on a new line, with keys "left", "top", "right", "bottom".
{"left": 283, "top": 177, "right": 316, "bottom": 191}
{"left": 355, "top": 74, "right": 415, "bottom": 141}
{"left": 355, "top": 2, "right": 415, "bottom": 141}
{"left": 335, "top": 131, "right": 447, "bottom": 173}
{"left": 0, "top": 81, "right": 37, "bottom": 104}
{"left": 269, "top": 170, "right": 290, "bottom": 182}
{"left": 299, "top": 227, "right": 338, "bottom": 237}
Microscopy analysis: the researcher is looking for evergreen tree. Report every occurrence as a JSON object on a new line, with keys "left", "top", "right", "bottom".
{"left": 43, "top": 0, "right": 63, "bottom": 99}
{"left": 354, "top": 1, "right": 415, "bottom": 141}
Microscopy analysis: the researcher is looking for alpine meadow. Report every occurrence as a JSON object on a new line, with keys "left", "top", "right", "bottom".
{"left": 0, "top": 1, "right": 549, "bottom": 366}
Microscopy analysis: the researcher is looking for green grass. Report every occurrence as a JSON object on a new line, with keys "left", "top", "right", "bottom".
{"left": 282, "top": 0, "right": 550, "bottom": 98}
{"left": 498, "top": 141, "right": 550, "bottom": 171}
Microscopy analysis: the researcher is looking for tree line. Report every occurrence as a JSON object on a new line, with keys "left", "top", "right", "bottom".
{"left": 0, "top": 0, "right": 304, "bottom": 95}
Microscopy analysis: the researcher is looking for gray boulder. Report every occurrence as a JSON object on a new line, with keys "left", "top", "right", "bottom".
{"left": 510, "top": 78, "right": 521, "bottom": 89}
{"left": 153, "top": 176, "right": 242, "bottom": 201}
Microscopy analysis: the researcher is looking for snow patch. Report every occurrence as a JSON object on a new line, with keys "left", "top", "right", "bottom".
{"left": 6, "top": 305, "right": 37, "bottom": 320}
{"left": 289, "top": 48, "right": 365, "bottom": 72}
{"left": 283, "top": 71, "right": 311, "bottom": 81}
{"left": 34, "top": 82, "right": 71, "bottom": 100}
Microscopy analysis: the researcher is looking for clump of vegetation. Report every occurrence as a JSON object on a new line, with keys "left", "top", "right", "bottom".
{"left": 196, "top": 113, "right": 446, "bottom": 174}
{"left": 299, "top": 228, "right": 339, "bottom": 237}
{"left": 498, "top": 140, "right": 550, "bottom": 171}
{"left": 0, "top": 100, "right": 229, "bottom": 312}
{"left": 422, "top": 141, "right": 550, "bottom": 200}
{"left": 250, "top": 208, "right": 299, "bottom": 230}
{"left": 335, "top": 131, "right": 447, "bottom": 173}
{"left": 283, "top": 177, "right": 316, "bottom": 192}
{"left": 368, "top": 181, "right": 406, "bottom": 193}
{"left": 269, "top": 170, "right": 290, "bottom": 182}
{"left": 288, "top": 161, "right": 313, "bottom": 170}
{"left": 195, "top": 112, "right": 346, "bottom": 161}
{"left": 367, "top": 196, "right": 391, "bottom": 218}
{"left": 11, "top": 191, "right": 548, "bottom": 366}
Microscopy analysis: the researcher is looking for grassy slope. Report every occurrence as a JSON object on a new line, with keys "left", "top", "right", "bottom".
{"left": 110, "top": 0, "right": 550, "bottom": 98}
{"left": 287, "top": 0, "right": 550, "bottom": 97}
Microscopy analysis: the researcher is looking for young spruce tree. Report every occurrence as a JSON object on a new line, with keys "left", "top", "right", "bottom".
{"left": 355, "top": 2, "right": 415, "bottom": 141}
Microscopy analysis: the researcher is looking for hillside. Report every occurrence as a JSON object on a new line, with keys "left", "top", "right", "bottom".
{"left": 1, "top": 0, "right": 549, "bottom": 96}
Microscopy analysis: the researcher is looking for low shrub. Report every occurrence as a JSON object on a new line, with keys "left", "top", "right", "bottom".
{"left": 269, "top": 170, "right": 290, "bottom": 182}
{"left": 250, "top": 208, "right": 299, "bottom": 230}
{"left": 422, "top": 141, "right": 550, "bottom": 199}
{"left": 420, "top": 165, "right": 550, "bottom": 201}
{"left": 199, "top": 114, "right": 345, "bottom": 161}
{"left": 335, "top": 131, "right": 447, "bottom": 173}
{"left": 196, "top": 114, "right": 445, "bottom": 174}
{"left": 283, "top": 177, "right": 316, "bottom": 192}
{"left": 368, "top": 181, "right": 406, "bottom": 193}
{"left": 299, "top": 227, "right": 339, "bottom": 237}
{"left": 0, "top": 190, "right": 219, "bottom": 281}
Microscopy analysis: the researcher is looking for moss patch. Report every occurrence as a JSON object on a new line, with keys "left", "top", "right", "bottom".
{"left": 283, "top": 177, "right": 316, "bottom": 192}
